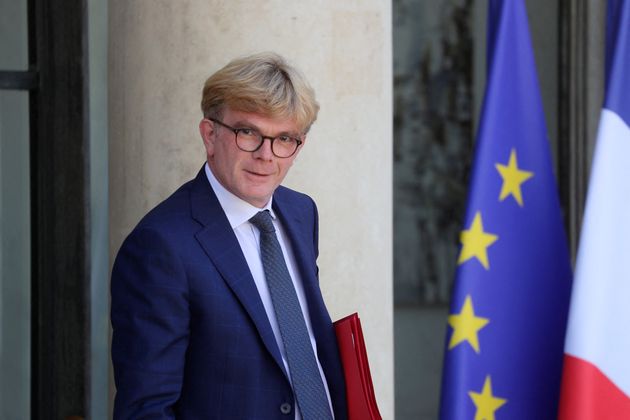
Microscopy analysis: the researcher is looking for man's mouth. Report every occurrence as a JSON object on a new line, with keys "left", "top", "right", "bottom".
{"left": 245, "top": 170, "right": 272, "bottom": 177}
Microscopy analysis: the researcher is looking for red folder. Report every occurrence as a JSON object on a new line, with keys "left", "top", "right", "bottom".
{"left": 334, "top": 313, "right": 382, "bottom": 420}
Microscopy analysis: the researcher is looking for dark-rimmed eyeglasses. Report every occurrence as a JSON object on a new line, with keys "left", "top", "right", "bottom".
{"left": 207, "top": 118, "right": 303, "bottom": 158}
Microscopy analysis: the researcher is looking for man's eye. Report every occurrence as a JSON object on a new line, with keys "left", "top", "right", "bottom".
{"left": 277, "top": 136, "right": 293, "bottom": 143}
{"left": 238, "top": 128, "right": 256, "bottom": 137}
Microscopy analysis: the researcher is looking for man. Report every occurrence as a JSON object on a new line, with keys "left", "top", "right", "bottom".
{"left": 111, "top": 53, "right": 348, "bottom": 419}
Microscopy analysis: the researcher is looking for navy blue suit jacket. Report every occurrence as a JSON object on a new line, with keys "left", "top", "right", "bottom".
{"left": 111, "top": 168, "right": 348, "bottom": 419}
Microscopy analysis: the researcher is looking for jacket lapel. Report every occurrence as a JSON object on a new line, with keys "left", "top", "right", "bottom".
{"left": 189, "top": 168, "right": 286, "bottom": 376}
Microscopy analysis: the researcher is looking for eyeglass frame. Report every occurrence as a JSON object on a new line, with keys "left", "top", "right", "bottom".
{"left": 206, "top": 117, "right": 304, "bottom": 158}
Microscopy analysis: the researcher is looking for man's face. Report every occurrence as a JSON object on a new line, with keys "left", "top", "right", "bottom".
{"left": 200, "top": 108, "right": 305, "bottom": 208}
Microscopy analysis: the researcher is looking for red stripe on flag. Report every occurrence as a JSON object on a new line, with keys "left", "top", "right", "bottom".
{"left": 559, "top": 354, "right": 630, "bottom": 419}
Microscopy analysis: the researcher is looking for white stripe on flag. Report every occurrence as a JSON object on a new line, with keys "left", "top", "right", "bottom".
{"left": 564, "top": 108, "right": 630, "bottom": 396}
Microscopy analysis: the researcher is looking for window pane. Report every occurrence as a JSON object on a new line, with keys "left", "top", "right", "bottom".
{"left": 0, "top": 0, "right": 28, "bottom": 70}
{"left": 0, "top": 90, "right": 30, "bottom": 418}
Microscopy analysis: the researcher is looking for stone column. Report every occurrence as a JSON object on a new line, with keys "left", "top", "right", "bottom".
{"left": 109, "top": 1, "right": 393, "bottom": 417}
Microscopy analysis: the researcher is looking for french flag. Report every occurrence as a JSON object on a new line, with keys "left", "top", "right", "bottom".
{"left": 558, "top": 0, "right": 630, "bottom": 418}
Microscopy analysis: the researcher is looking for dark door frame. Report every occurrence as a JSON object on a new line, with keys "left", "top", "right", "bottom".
{"left": 558, "top": 0, "right": 606, "bottom": 260}
{"left": 29, "top": 0, "right": 90, "bottom": 417}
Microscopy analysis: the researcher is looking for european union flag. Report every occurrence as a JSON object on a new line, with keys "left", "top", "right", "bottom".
{"left": 439, "top": 0, "right": 573, "bottom": 419}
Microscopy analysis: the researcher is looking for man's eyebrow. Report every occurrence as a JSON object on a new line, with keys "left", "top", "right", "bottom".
{"left": 229, "top": 119, "right": 256, "bottom": 128}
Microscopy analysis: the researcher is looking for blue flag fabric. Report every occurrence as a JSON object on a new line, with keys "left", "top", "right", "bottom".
{"left": 606, "top": 0, "right": 630, "bottom": 125}
{"left": 439, "top": 1, "right": 573, "bottom": 419}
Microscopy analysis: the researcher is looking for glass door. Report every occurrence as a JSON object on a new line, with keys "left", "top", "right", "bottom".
{"left": 0, "top": 0, "right": 31, "bottom": 417}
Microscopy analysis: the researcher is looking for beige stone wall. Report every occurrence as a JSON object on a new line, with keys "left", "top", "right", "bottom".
{"left": 109, "top": 1, "right": 393, "bottom": 416}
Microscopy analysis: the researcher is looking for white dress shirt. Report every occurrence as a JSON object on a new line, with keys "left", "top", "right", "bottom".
{"left": 204, "top": 164, "right": 333, "bottom": 419}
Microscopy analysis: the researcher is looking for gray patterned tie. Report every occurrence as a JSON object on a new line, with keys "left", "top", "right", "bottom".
{"left": 249, "top": 210, "right": 333, "bottom": 420}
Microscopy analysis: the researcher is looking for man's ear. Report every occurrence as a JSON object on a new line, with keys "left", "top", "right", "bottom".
{"left": 298, "top": 135, "right": 307, "bottom": 153}
{"left": 199, "top": 118, "right": 216, "bottom": 157}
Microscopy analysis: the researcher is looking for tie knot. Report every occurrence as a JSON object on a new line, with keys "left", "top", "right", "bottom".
{"left": 250, "top": 210, "right": 275, "bottom": 233}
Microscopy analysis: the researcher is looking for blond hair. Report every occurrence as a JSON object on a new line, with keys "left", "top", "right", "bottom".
{"left": 201, "top": 52, "right": 319, "bottom": 133}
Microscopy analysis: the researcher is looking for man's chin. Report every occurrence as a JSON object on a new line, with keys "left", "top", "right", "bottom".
{"left": 240, "top": 188, "right": 273, "bottom": 208}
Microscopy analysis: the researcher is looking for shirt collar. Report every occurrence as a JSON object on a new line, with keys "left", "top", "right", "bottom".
{"left": 204, "top": 163, "right": 276, "bottom": 229}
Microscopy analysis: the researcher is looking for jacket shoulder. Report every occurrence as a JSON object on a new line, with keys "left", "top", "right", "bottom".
{"left": 135, "top": 179, "right": 197, "bottom": 231}
{"left": 274, "top": 185, "right": 317, "bottom": 211}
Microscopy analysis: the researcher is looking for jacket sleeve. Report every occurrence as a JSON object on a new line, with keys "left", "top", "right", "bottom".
{"left": 111, "top": 226, "right": 190, "bottom": 419}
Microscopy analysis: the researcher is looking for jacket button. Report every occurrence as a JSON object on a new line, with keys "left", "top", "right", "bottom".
{"left": 280, "top": 402, "right": 292, "bottom": 415}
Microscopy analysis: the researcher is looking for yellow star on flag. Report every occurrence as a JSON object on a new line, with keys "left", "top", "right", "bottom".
{"left": 469, "top": 376, "right": 507, "bottom": 420}
{"left": 448, "top": 295, "right": 489, "bottom": 353}
{"left": 495, "top": 148, "right": 534, "bottom": 207}
{"left": 457, "top": 212, "right": 498, "bottom": 270}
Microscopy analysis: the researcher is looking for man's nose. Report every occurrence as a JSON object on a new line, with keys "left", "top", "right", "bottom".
{"left": 253, "top": 137, "right": 275, "bottom": 160}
